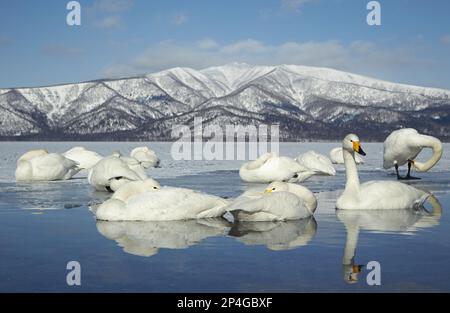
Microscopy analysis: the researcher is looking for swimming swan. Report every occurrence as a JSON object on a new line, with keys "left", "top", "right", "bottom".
{"left": 15, "top": 149, "right": 80, "bottom": 181}
{"left": 383, "top": 128, "right": 443, "bottom": 180}
{"left": 239, "top": 152, "right": 316, "bottom": 183}
{"left": 330, "top": 147, "right": 364, "bottom": 165}
{"left": 63, "top": 147, "right": 103, "bottom": 170}
{"left": 336, "top": 134, "right": 431, "bottom": 210}
{"left": 95, "top": 180, "right": 229, "bottom": 221}
{"left": 296, "top": 150, "right": 336, "bottom": 176}
{"left": 88, "top": 156, "right": 142, "bottom": 192}
{"left": 226, "top": 182, "right": 317, "bottom": 221}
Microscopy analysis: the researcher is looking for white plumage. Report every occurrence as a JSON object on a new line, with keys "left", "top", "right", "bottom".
{"left": 239, "top": 152, "right": 316, "bottom": 183}
{"left": 336, "top": 134, "right": 431, "bottom": 210}
{"left": 226, "top": 182, "right": 317, "bottom": 221}
{"left": 15, "top": 149, "right": 80, "bottom": 181}
{"left": 296, "top": 150, "right": 336, "bottom": 175}
{"left": 63, "top": 146, "right": 103, "bottom": 170}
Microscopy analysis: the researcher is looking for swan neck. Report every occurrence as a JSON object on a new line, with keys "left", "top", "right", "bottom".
{"left": 414, "top": 136, "right": 443, "bottom": 172}
{"left": 343, "top": 149, "right": 360, "bottom": 194}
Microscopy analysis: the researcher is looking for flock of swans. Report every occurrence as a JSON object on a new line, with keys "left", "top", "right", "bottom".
{"left": 14, "top": 128, "right": 443, "bottom": 224}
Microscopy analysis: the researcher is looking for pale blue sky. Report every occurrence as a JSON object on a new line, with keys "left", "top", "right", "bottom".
{"left": 0, "top": 0, "right": 449, "bottom": 89}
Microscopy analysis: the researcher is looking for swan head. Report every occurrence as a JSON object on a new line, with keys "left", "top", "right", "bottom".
{"left": 343, "top": 264, "right": 363, "bottom": 284}
{"left": 342, "top": 134, "right": 366, "bottom": 156}
{"left": 264, "top": 181, "right": 289, "bottom": 193}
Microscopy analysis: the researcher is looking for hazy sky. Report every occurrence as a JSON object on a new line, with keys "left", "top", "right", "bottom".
{"left": 1, "top": 0, "right": 450, "bottom": 89}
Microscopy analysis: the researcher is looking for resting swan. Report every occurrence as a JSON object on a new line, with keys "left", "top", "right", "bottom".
{"left": 226, "top": 182, "right": 317, "bottom": 221}
{"left": 239, "top": 152, "right": 316, "bottom": 183}
{"left": 15, "top": 149, "right": 80, "bottom": 181}
{"left": 296, "top": 151, "right": 336, "bottom": 176}
{"left": 95, "top": 179, "right": 229, "bottom": 221}
{"left": 383, "top": 128, "right": 442, "bottom": 180}
{"left": 330, "top": 147, "right": 364, "bottom": 165}
{"left": 63, "top": 147, "right": 103, "bottom": 170}
{"left": 130, "top": 147, "right": 160, "bottom": 168}
{"left": 88, "top": 156, "right": 142, "bottom": 192}
{"left": 336, "top": 134, "right": 431, "bottom": 210}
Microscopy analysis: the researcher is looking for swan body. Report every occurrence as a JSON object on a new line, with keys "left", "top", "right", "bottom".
{"left": 119, "top": 156, "right": 148, "bottom": 180}
{"left": 63, "top": 146, "right": 103, "bottom": 170}
{"left": 88, "top": 156, "right": 142, "bottom": 192}
{"left": 336, "top": 134, "right": 431, "bottom": 210}
{"left": 383, "top": 128, "right": 442, "bottom": 171}
{"left": 15, "top": 149, "right": 80, "bottom": 181}
{"left": 239, "top": 152, "right": 316, "bottom": 183}
{"left": 96, "top": 181, "right": 229, "bottom": 221}
{"left": 226, "top": 182, "right": 317, "bottom": 221}
{"left": 330, "top": 147, "right": 364, "bottom": 165}
{"left": 130, "top": 147, "right": 160, "bottom": 168}
{"left": 296, "top": 150, "right": 336, "bottom": 175}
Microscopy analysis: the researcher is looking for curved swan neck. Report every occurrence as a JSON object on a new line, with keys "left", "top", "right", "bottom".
{"left": 413, "top": 135, "right": 443, "bottom": 172}
{"left": 343, "top": 149, "right": 360, "bottom": 194}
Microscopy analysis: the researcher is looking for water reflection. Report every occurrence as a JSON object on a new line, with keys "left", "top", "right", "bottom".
{"left": 96, "top": 218, "right": 231, "bottom": 257}
{"left": 228, "top": 217, "right": 317, "bottom": 250}
{"left": 336, "top": 196, "right": 442, "bottom": 283}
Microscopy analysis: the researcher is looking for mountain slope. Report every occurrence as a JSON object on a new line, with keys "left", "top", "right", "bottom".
{"left": 1, "top": 63, "right": 449, "bottom": 141}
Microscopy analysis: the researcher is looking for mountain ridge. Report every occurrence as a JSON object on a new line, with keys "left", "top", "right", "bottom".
{"left": 1, "top": 63, "right": 449, "bottom": 141}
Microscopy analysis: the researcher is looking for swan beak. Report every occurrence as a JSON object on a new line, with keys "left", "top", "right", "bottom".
{"left": 264, "top": 188, "right": 272, "bottom": 194}
{"left": 352, "top": 265, "right": 362, "bottom": 273}
{"left": 353, "top": 141, "right": 366, "bottom": 156}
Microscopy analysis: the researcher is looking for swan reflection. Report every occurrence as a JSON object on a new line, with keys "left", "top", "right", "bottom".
{"left": 337, "top": 196, "right": 442, "bottom": 283}
{"left": 96, "top": 218, "right": 231, "bottom": 257}
{"left": 228, "top": 217, "right": 317, "bottom": 250}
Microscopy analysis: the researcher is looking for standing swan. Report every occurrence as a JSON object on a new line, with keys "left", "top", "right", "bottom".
{"left": 336, "top": 134, "right": 431, "bottom": 210}
{"left": 15, "top": 149, "right": 80, "bottom": 181}
{"left": 383, "top": 128, "right": 442, "bottom": 180}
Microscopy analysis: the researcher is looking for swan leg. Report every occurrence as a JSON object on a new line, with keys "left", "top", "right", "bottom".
{"left": 404, "top": 161, "right": 421, "bottom": 180}
{"left": 394, "top": 164, "right": 402, "bottom": 180}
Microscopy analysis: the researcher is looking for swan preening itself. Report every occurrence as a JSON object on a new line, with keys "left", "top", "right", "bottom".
{"left": 226, "top": 182, "right": 317, "bottom": 221}
{"left": 95, "top": 179, "right": 229, "bottom": 221}
{"left": 296, "top": 151, "right": 336, "bottom": 176}
{"left": 239, "top": 152, "right": 318, "bottom": 183}
{"left": 15, "top": 149, "right": 80, "bottom": 181}
{"left": 88, "top": 156, "right": 143, "bottom": 192}
{"left": 336, "top": 134, "right": 432, "bottom": 210}
{"left": 330, "top": 147, "right": 364, "bottom": 165}
{"left": 383, "top": 128, "right": 443, "bottom": 180}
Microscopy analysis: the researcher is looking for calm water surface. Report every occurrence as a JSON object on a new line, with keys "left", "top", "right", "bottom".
{"left": 0, "top": 142, "right": 449, "bottom": 292}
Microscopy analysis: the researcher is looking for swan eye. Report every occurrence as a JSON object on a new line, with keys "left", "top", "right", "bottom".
{"left": 153, "top": 187, "right": 158, "bottom": 189}
{"left": 272, "top": 188, "right": 276, "bottom": 191}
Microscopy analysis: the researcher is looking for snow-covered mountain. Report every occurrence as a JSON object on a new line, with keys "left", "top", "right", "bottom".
{"left": 1, "top": 63, "right": 449, "bottom": 141}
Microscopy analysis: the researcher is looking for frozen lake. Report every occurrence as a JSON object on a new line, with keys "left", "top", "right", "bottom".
{"left": 0, "top": 141, "right": 449, "bottom": 292}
